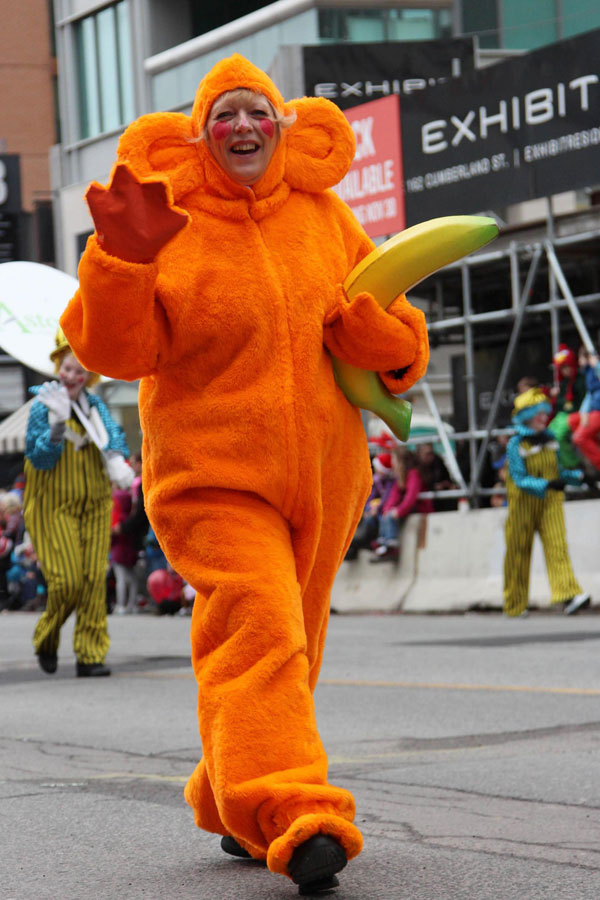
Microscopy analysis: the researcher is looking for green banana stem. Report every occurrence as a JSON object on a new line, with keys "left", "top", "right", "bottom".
{"left": 332, "top": 216, "right": 499, "bottom": 442}
{"left": 332, "top": 358, "right": 412, "bottom": 441}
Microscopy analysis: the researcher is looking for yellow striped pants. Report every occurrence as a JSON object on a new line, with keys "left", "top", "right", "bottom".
{"left": 503, "top": 491, "right": 581, "bottom": 616}
{"left": 30, "top": 496, "right": 111, "bottom": 664}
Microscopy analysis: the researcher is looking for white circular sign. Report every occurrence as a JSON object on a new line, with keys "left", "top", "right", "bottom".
{"left": 0, "top": 261, "right": 79, "bottom": 377}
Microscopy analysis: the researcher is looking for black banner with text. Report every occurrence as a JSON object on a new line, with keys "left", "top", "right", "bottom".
{"left": 303, "top": 38, "right": 475, "bottom": 112}
{"left": 400, "top": 29, "right": 600, "bottom": 222}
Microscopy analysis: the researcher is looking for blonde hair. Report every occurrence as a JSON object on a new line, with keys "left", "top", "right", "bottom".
{"left": 191, "top": 88, "right": 296, "bottom": 143}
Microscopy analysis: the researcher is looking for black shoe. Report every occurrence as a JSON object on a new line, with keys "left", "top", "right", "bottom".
{"left": 76, "top": 662, "right": 111, "bottom": 677}
{"left": 220, "top": 835, "right": 252, "bottom": 859}
{"left": 288, "top": 835, "right": 347, "bottom": 895}
{"left": 298, "top": 875, "right": 340, "bottom": 896}
{"left": 37, "top": 652, "right": 57, "bottom": 674}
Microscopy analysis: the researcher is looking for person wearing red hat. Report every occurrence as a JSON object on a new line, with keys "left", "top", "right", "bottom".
{"left": 344, "top": 452, "right": 395, "bottom": 560}
{"left": 548, "top": 344, "right": 586, "bottom": 469}
{"left": 60, "top": 54, "right": 430, "bottom": 892}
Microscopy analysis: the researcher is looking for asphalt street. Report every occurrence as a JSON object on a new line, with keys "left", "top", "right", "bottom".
{"left": 1, "top": 608, "right": 600, "bottom": 900}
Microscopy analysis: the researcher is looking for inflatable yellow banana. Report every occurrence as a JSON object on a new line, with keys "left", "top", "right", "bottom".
{"left": 333, "top": 215, "right": 499, "bottom": 441}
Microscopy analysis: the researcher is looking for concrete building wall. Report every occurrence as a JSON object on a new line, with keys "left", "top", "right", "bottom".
{"left": 0, "top": 0, "right": 56, "bottom": 211}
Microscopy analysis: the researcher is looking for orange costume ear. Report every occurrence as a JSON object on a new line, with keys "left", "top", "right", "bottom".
{"left": 116, "top": 112, "right": 206, "bottom": 202}
{"left": 283, "top": 97, "right": 356, "bottom": 192}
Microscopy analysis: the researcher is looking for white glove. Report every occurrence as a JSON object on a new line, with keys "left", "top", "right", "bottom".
{"left": 38, "top": 381, "right": 71, "bottom": 422}
{"left": 104, "top": 451, "right": 134, "bottom": 489}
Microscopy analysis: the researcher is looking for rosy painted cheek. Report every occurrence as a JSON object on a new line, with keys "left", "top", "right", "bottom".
{"left": 211, "top": 121, "right": 232, "bottom": 141}
{"left": 260, "top": 119, "right": 275, "bottom": 138}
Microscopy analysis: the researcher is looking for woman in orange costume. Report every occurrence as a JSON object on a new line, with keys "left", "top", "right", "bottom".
{"left": 61, "top": 55, "right": 428, "bottom": 893}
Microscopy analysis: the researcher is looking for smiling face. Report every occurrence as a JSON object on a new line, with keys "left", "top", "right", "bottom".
{"left": 58, "top": 353, "right": 91, "bottom": 401}
{"left": 205, "top": 90, "right": 279, "bottom": 186}
{"left": 529, "top": 410, "right": 549, "bottom": 432}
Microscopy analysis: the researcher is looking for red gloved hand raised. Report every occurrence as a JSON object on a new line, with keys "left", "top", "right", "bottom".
{"left": 86, "top": 164, "right": 188, "bottom": 264}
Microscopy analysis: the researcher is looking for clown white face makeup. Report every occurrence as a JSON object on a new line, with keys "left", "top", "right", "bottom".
{"left": 205, "top": 91, "right": 279, "bottom": 186}
{"left": 58, "top": 353, "right": 91, "bottom": 401}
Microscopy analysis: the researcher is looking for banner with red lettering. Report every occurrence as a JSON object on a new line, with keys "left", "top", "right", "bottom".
{"left": 334, "top": 95, "right": 405, "bottom": 238}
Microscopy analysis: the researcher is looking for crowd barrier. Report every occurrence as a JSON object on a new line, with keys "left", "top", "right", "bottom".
{"left": 332, "top": 498, "right": 600, "bottom": 613}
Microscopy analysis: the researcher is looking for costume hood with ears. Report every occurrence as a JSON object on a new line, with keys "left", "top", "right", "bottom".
{"left": 114, "top": 54, "right": 356, "bottom": 203}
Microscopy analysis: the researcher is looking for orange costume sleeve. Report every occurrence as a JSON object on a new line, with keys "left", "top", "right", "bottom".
{"left": 61, "top": 54, "right": 429, "bottom": 887}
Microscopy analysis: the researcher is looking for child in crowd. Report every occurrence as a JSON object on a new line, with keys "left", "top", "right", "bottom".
{"left": 371, "top": 447, "right": 433, "bottom": 562}
{"left": 344, "top": 452, "right": 396, "bottom": 560}
{"left": 110, "top": 487, "right": 139, "bottom": 614}
{"left": 143, "top": 526, "right": 169, "bottom": 575}
{"left": 516, "top": 375, "right": 540, "bottom": 395}
{"left": 548, "top": 345, "right": 586, "bottom": 469}
{"left": 0, "top": 514, "right": 14, "bottom": 610}
{"left": 6, "top": 533, "right": 46, "bottom": 610}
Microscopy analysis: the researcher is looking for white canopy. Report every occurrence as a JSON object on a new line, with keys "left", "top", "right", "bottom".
{"left": 0, "top": 399, "right": 33, "bottom": 454}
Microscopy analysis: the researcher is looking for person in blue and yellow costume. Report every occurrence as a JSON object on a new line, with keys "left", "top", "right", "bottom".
{"left": 60, "top": 55, "right": 429, "bottom": 893}
{"left": 503, "top": 387, "right": 591, "bottom": 618}
{"left": 24, "top": 329, "right": 130, "bottom": 678}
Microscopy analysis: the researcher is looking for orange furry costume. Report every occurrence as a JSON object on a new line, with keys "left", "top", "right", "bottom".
{"left": 61, "top": 56, "right": 428, "bottom": 879}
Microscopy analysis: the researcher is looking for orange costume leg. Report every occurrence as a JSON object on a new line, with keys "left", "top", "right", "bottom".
{"left": 157, "top": 486, "right": 363, "bottom": 875}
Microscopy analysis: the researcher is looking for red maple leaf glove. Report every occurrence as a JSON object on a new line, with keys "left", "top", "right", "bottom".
{"left": 86, "top": 163, "right": 189, "bottom": 264}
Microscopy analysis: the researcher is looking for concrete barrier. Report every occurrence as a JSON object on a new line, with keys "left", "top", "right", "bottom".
{"left": 332, "top": 499, "right": 599, "bottom": 613}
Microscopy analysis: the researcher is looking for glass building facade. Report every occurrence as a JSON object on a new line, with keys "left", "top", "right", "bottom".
{"left": 75, "top": 0, "right": 135, "bottom": 139}
{"left": 461, "top": 0, "right": 600, "bottom": 50}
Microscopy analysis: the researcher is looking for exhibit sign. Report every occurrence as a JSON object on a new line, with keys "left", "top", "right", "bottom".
{"left": 399, "top": 28, "right": 600, "bottom": 220}
{"left": 303, "top": 38, "right": 475, "bottom": 111}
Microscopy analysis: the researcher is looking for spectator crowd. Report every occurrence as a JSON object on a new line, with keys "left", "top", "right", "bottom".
{"left": 3, "top": 343, "right": 599, "bottom": 586}
{"left": 0, "top": 454, "right": 195, "bottom": 617}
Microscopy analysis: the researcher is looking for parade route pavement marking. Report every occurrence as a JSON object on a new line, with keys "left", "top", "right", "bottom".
{"left": 114, "top": 670, "right": 600, "bottom": 696}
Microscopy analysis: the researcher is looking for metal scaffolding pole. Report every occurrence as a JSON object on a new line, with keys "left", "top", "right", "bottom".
{"left": 472, "top": 246, "right": 543, "bottom": 488}
{"left": 545, "top": 240, "right": 597, "bottom": 353}
{"left": 546, "top": 200, "right": 560, "bottom": 357}
{"left": 410, "top": 218, "right": 599, "bottom": 500}
{"left": 420, "top": 379, "right": 468, "bottom": 492}
{"left": 461, "top": 262, "right": 479, "bottom": 501}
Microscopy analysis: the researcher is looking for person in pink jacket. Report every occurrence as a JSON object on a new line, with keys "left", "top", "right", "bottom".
{"left": 372, "top": 447, "right": 433, "bottom": 561}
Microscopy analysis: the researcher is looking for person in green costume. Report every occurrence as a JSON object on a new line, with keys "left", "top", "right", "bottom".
{"left": 548, "top": 344, "right": 586, "bottom": 469}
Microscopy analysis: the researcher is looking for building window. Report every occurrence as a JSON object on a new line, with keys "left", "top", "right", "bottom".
{"left": 318, "top": 7, "right": 452, "bottom": 43}
{"left": 561, "top": 0, "right": 600, "bottom": 38}
{"left": 461, "top": 0, "right": 499, "bottom": 49}
{"left": 75, "top": 1, "right": 135, "bottom": 140}
{"left": 501, "top": 0, "right": 557, "bottom": 50}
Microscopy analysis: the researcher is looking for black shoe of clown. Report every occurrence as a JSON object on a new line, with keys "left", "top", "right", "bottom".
{"left": 37, "top": 652, "right": 57, "bottom": 674}
{"left": 76, "top": 661, "right": 111, "bottom": 677}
